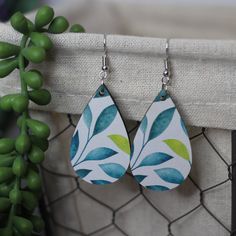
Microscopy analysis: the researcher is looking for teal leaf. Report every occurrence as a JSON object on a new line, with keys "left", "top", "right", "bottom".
{"left": 91, "top": 180, "right": 111, "bottom": 185}
{"left": 140, "top": 116, "right": 147, "bottom": 133}
{"left": 83, "top": 105, "right": 92, "bottom": 129}
{"left": 137, "top": 152, "right": 173, "bottom": 168}
{"left": 148, "top": 107, "right": 175, "bottom": 141}
{"left": 181, "top": 118, "right": 188, "bottom": 136}
{"left": 99, "top": 163, "right": 126, "bottom": 179}
{"left": 94, "top": 85, "right": 109, "bottom": 98}
{"left": 146, "top": 185, "right": 169, "bottom": 191}
{"left": 84, "top": 147, "right": 118, "bottom": 161}
{"left": 154, "top": 168, "right": 184, "bottom": 184}
{"left": 134, "top": 175, "right": 147, "bottom": 183}
{"left": 70, "top": 130, "right": 79, "bottom": 160}
{"left": 76, "top": 169, "right": 92, "bottom": 178}
{"left": 93, "top": 105, "right": 117, "bottom": 136}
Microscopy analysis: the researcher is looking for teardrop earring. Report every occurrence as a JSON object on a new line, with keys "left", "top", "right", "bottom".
{"left": 70, "top": 35, "right": 131, "bottom": 185}
{"left": 130, "top": 40, "right": 192, "bottom": 191}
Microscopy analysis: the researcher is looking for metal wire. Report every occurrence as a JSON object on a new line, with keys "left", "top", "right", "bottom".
{"left": 40, "top": 115, "right": 234, "bottom": 236}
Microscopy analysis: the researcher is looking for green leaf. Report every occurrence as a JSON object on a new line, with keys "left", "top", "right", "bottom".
{"left": 93, "top": 105, "right": 117, "bottom": 136}
{"left": 163, "top": 139, "right": 190, "bottom": 161}
{"left": 148, "top": 107, "right": 175, "bottom": 141}
{"left": 84, "top": 147, "right": 117, "bottom": 161}
{"left": 108, "top": 134, "right": 130, "bottom": 155}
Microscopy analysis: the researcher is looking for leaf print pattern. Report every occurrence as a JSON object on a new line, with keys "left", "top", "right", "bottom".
{"left": 83, "top": 105, "right": 92, "bottom": 129}
{"left": 148, "top": 107, "right": 175, "bottom": 141}
{"left": 76, "top": 169, "right": 92, "bottom": 178}
{"left": 92, "top": 105, "right": 117, "bottom": 136}
{"left": 84, "top": 147, "right": 117, "bottom": 161}
{"left": 108, "top": 134, "right": 130, "bottom": 155}
{"left": 135, "top": 152, "right": 173, "bottom": 169}
{"left": 154, "top": 168, "right": 184, "bottom": 184}
{"left": 99, "top": 163, "right": 126, "bottom": 179}
{"left": 140, "top": 116, "right": 148, "bottom": 133}
{"left": 70, "top": 131, "right": 79, "bottom": 160}
{"left": 163, "top": 139, "right": 190, "bottom": 162}
{"left": 130, "top": 89, "right": 192, "bottom": 191}
{"left": 70, "top": 85, "right": 130, "bottom": 184}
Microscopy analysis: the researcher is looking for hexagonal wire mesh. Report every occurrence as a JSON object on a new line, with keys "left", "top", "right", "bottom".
{"left": 39, "top": 114, "right": 236, "bottom": 236}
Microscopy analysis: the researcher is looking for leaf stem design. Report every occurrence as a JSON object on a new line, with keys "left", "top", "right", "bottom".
{"left": 131, "top": 132, "right": 147, "bottom": 170}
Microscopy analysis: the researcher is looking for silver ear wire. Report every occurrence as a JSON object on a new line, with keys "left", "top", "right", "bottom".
{"left": 162, "top": 39, "right": 171, "bottom": 91}
{"left": 99, "top": 34, "right": 109, "bottom": 85}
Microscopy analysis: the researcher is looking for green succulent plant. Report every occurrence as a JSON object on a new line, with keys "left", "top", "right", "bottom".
{"left": 0, "top": 5, "right": 85, "bottom": 236}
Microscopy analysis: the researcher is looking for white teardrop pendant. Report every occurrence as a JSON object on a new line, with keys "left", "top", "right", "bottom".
{"left": 130, "top": 90, "right": 192, "bottom": 191}
{"left": 70, "top": 85, "right": 131, "bottom": 185}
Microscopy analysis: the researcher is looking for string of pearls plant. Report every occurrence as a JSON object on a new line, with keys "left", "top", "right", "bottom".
{"left": 0, "top": 5, "right": 84, "bottom": 236}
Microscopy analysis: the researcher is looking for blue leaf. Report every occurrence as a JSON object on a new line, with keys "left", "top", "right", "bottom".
{"left": 70, "top": 131, "right": 79, "bottom": 160}
{"left": 94, "top": 85, "right": 109, "bottom": 98}
{"left": 83, "top": 105, "right": 92, "bottom": 129}
{"left": 140, "top": 116, "right": 147, "bottom": 133}
{"left": 99, "top": 163, "right": 126, "bottom": 179}
{"left": 154, "top": 168, "right": 184, "bottom": 184}
{"left": 134, "top": 175, "right": 147, "bottom": 183}
{"left": 76, "top": 169, "right": 92, "bottom": 178}
{"left": 180, "top": 118, "right": 188, "bottom": 136}
{"left": 137, "top": 152, "right": 173, "bottom": 168}
{"left": 91, "top": 180, "right": 111, "bottom": 185}
{"left": 148, "top": 107, "right": 175, "bottom": 141}
{"left": 84, "top": 147, "right": 118, "bottom": 161}
{"left": 93, "top": 105, "right": 117, "bottom": 136}
{"left": 146, "top": 185, "right": 169, "bottom": 191}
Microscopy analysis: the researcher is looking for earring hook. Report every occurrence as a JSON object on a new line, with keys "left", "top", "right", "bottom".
{"left": 162, "top": 39, "right": 171, "bottom": 91}
{"left": 99, "top": 34, "right": 109, "bottom": 86}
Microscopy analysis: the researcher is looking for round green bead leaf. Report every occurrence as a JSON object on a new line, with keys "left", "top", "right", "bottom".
{"left": 22, "top": 47, "right": 46, "bottom": 64}
{"left": 11, "top": 95, "right": 29, "bottom": 113}
{"left": 0, "top": 58, "right": 18, "bottom": 78}
{"left": 35, "top": 5, "right": 54, "bottom": 28}
{"left": 0, "top": 138, "right": 15, "bottom": 154}
{"left": 23, "top": 70, "right": 43, "bottom": 89}
{"left": 26, "top": 119, "right": 50, "bottom": 139}
{"left": 48, "top": 16, "right": 69, "bottom": 34}
{"left": 13, "top": 216, "right": 33, "bottom": 236}
{"left": 70, "top": 24, "right": 85, "bottom": 33}
{"left": 29, "top": 89, "right": 51, "bottom": 105}
{"left": 12, "top": 156, "right": 27, "bottom": 177}
{"left": 30, "top": 32, "right": 53, "bottom": 50}
{"left": 10, "top": 12, "right": 29, "bottom": 34}
{"left": 0, "top": 167, "right": 14, "bottom": 184}
{"left": 9, "top": 188, "right": 22, "bottom": 205}
{"left": 0, "top": 42, "right": 20, "bottom": 59}
{"left": 15, "top": 135, "right": 31, "bottom": 155}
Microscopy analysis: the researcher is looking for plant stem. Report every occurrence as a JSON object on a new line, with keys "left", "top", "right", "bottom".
{"left": 7, "top": 35, "right": 29, "bottom": 228}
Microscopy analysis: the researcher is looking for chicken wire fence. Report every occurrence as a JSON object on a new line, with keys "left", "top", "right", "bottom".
{"left": 39, "top": 113, "right": 235, "bottom": 236}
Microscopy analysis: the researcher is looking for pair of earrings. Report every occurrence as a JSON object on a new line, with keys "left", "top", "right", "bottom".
{"left": 69, "top": 36, "right": 192, "bottom": 191}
